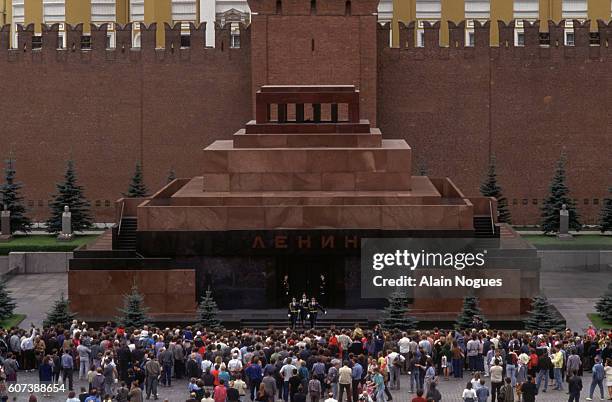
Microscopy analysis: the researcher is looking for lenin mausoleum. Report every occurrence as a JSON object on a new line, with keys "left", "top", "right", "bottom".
{"left": 69, "top": 84, "right": 539, "bottom": 326}
{"left": 1, "top": 0, "right": 609, "bottom": 323}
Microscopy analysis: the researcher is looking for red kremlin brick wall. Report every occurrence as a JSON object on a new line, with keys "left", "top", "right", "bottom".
{"left": 1, "top": 14, "right": 611, "bottom": 225}
{"left": 0, "top": 23, "right": 251, "bottom": 222}
{"left": 378, "top": 21, "right": 612, "bottom": 225}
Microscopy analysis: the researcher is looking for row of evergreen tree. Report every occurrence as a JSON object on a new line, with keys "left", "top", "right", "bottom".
{"left": 381, "top": 285, "right": 612, "bottom": 332}
{"left": 479, "top": 154, "right": 612, "bottom": 233}
{"left": 0, "top": 159, "right": 170, "bottom": 234}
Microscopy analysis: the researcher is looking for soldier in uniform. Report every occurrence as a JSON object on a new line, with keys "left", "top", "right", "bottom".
{"left": 282, "top": 274, "right": 290, "bottom": 303}
{"left": 299, "top": 293, "right": 309, "bottom": 328}
{"left": 307, "top": 297, "right": 327, "bottom": 329}
{"left": 287, "top": 298, "right": 301, "bottom": 329}
{"left": 318, "top": 274, "right": 327, "bottom": 305}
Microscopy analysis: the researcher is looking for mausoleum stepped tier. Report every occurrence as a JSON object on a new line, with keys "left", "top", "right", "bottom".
{"left": 137, "top": 85, "right": 490, "bottom": 232}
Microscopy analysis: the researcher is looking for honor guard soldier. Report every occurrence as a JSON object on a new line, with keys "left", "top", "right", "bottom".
{"left": 282, "top": 274, "right": 290, "bottom": 302}
{"left": 307, "top": 297, "right": 327, "bottom": 329}
{"left": 299, "top": 293, "right": 309, "bottom": 328}
{"left": 287, "top": 298, "right": 300, "bottom": 329}
{"left": 319, "top": 274, "right": 327, "bottom": 304}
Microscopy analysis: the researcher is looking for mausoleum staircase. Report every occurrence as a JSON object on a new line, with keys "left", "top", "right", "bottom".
{"left": 116, "top": 217, "right": 138, "bottom": 250}
{"left": 473, "top": 216, "right": 498, "bottom": 238}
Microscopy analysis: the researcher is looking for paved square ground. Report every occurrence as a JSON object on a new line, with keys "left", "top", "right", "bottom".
{"left": 6, "top": 273, "right": 67, "bottom": 328}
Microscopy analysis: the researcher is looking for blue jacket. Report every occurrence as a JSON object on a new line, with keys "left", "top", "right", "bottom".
{"left": 246, "top": 364, "right": 264, "bottom": 381}
{"left": 592, "top": 363, "right": 604, "bottom": 381}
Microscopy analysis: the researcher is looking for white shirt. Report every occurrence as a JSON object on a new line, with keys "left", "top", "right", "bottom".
{"left": 280, "top": 364, "right": 296, "bottom": 381}
{"left": 325, "top": 398, "right": 338, "bottom": 402}
{"left": 20, "top": 329, "right": 36, "bottom": 351}
{"left": 228, "top": 358, "right": 243, "bottom": 372}
{"left": 462, "top": 389, "right": 477, "bottom": 398}
{"left": 397, "top": 337, "right": 411, "bottom": 354}
{"left": 201, "top": 359, "right": 212, "bottom": 373}
{"left": 385, "top": 352, "right": 404, "bottom": 367}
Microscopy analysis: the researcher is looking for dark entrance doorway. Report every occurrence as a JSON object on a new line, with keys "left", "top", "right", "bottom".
{"left": 276, "top": 256, "right": 345, "bottom": 308}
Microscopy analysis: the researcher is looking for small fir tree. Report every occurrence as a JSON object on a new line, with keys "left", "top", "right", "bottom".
{"left": 381, "top": 289, "right": 419, "bottom": 330}
{"left": 44, "top": 293, "right": 76, "bottom": 328}
{"left": 117, "top": 282, "right": 150, "bottom": 328}
{"left": 456, "top": 295, "right": 487, "bottom": 330}
{"left": 46, "top": 160, "right": 93, "bottom": 233}
{"left": 540, "top": 154, "right": 581, "bottom": 234}
{"left": 524, "top": 295, "right": 566, "bottom": 332}
{"left": 0, "top": 158, "right": 32, "bottom": 233}
{"left": 167, "top": 168, "right": 176, "bottom": 184}
{"left": 124, "top": 162, "right": 148, "bottom": 198}
{"left": 0, "top": 278, "right": 16, "bottom": 321}
{"left": 480, "top": 156, "right": 512, "bottom": 224}
{"left": 595, "top": 282, "right": 612, "bottom": 324}
{"left": 599, "top": 188, "right": 612, "bottom": 233}
{"left": 197, "top": 288, "right": 223, "bottom": 330}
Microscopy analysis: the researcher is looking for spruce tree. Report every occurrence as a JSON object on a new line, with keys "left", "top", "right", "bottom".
{"left": 381, "top": 289, "right": 419, "bottom": 331}
{"left": 167, "top": 168, "right": 176, "bottom": 184}
{"left": 540, "top": 154, "right": 581, "bottom": 234}
{"left": 197, "top": 288, "right": 223, "bottom": 330}
{"left": 456, "top": 295, "right": 487, "bottom": 330}
{"left": 46, "top": 160, "right": 93, "bottom": 233}
{"left": 595, "top": 282, "right": 612, "bottom": 324}
{"left": 0, "top": 278, "right": 16, "bottom": 321}
{"left": 124, "top": 162, "right": 148, "bottom": 198}
{"left": 0, "top": 158, "right": 32, "bottom": 233}
{"left": 599, "top": 188, "right": 612, "bottom": 233}
{"left": 117, "top": 282, "right": 150, "bottom": 328}
{"left": 524, "top": 295, "right": 566, "bottom": 332}
{"left": 480, "top": 156, "right": 512, "bottom": 224}
{"left": 43, "top": 293, "right": 76, "bottom": 328}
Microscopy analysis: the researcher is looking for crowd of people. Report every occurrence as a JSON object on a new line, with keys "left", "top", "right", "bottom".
{"left": 0, "top": 321, "right": 610, "bottom": 402}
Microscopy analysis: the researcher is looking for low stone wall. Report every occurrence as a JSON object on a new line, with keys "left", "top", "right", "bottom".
{"left": 0, "top": 256, "right": 8, "bottom": 276}
{"left": 539, "top": 250, "right": 612, "bottom": 272}
{"left": 11, "top": 252, "right": 72, "bottom": 274}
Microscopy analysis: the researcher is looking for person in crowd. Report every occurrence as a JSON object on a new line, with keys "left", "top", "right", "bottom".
{"left": 489, "top": 359, "right": 503, "bottom": 402}
{"left": 338, "top": 360, "right": 352, "bottom": 402}
{"left": 499, "top": 377, "right": 514, "bottom": 402}
{"left": 145, "top": 353, "right": 161, "bottom": 400}
{"left": 128, "top": 381, "right": 143, "bottom": 402}
{"left": 586, "top": 356, "right": 605, "bottom": 401}
{"left": 38, "top": 355, "right": 53, "bottom": 397}
{"left": 604, "top": 358, "right": 612, "bottom": 401}
{"left": 372, "top": 367, "right": 385, "bottom": 402}
{"left": 115, "top": 381, "right": 130, "bottom": 402}
{"left": 476, "top": 378, "right": 490, "bottom": 402}
{"left": 462, "top": 381, "right": 477, "bottom": 402}
{"left": 425, "top": 382, "right": 442, "bottom": 402}
{"left": 568, "top": 371, "right": 583, "bottom": 402}
{"left": 308, "top": 374, "right": 322, "bottom": 402}
{"left": 552, "top": 346, "right": 565, "bottom": 391}
{"left": 411, "top": 388, "right": 427, "bottom": 402}
{"left": 214, "top": 378, "right": 228, "bottom": 402}
{"left": 66, "top": 390, "right": 80, "bottom": 402}
{"left": 61, "top": 347, "right": 75, "bottom": 391}
{"left": 521, "top": 375, "right": 538, "bottom": 402}
{"left": 77, "top": 339, "right": 92, "bottom": 381}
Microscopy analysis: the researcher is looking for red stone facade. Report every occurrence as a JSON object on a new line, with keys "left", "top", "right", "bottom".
{"left": 68, "top": 269, "right": 196, "bottom": 320}
{"left": 1, "top": 7, "right": 611, "bottom": 225}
